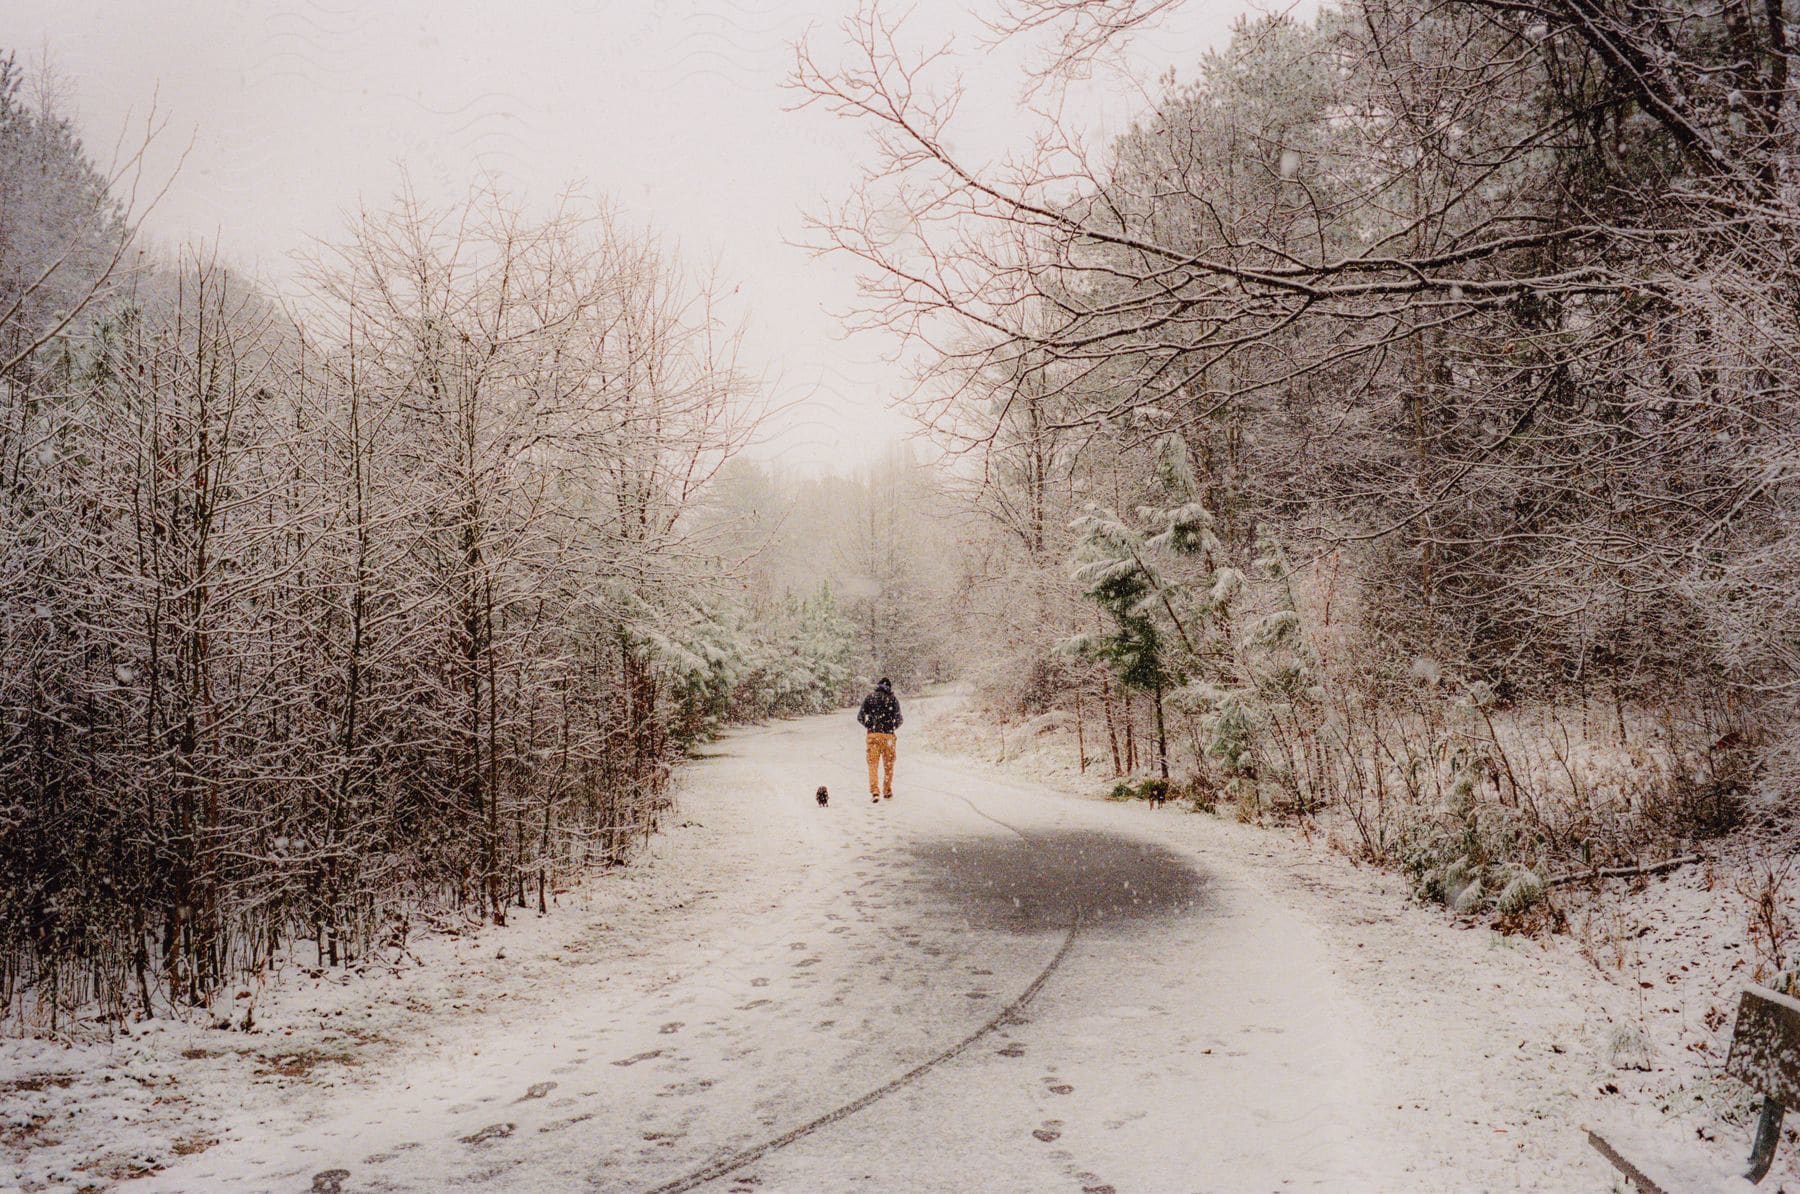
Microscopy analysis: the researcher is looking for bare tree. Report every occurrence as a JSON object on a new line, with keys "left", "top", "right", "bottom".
{"left": 0, "top": 169, "right": 764, "bottom": 1025}
{"left": 791, "top": 0, "right": 1797, "bottom": 882}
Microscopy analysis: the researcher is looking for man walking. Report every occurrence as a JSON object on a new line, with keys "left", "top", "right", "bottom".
{"left": 857, "top": 677, "right": 903, "bottom": 803}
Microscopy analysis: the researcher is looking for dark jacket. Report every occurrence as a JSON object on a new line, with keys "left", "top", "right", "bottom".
{"left": 857, "top": 683, "right": 903, "bottom": 734}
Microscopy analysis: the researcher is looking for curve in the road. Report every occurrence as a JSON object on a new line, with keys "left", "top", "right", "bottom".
{"left": 639, "top": 753, "right": 1082, "bottom": 1194}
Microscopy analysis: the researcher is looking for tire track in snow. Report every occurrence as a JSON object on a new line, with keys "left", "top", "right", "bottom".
{"left": 638, "top": 752, "right": 1081, "bottom": 1194}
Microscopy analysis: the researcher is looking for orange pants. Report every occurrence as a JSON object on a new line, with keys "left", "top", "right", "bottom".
{"left": 865, "top": 732, "right": 896, "bottom": 796}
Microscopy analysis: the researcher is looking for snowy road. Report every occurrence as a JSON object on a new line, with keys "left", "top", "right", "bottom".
{"left": 133, "top": 706, "right": 1591, "bottom": 1192}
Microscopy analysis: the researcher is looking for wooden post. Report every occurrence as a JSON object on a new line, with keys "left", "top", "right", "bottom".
{"left": 1726, "top": 986, "right": 1800, "bottom": 1182}
{"left": 1584, "top": 1129, "right": 1670, "bottom": 1194}
{"left": 1747, "top": 1096, "right": 1783, "bottom": 1182}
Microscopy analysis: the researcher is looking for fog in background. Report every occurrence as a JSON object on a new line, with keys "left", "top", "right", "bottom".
{"left": 13, "top": 0, "right": 1261, "bottom": 473}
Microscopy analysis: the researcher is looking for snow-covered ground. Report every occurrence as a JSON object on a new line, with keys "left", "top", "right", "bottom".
{"left": 2, "top": 695, "right": 1789, "bottom": 1191}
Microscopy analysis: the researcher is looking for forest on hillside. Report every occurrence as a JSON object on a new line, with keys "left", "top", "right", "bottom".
{"left": 0, "top": 52, "right": 953, "bottom": 1028}
{"left": 793, "top": 0, "right": 1800, "bottom": 966}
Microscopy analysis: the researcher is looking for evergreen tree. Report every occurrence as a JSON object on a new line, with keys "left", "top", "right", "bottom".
{"left": 1066, "top": 435, "right": 1223, "bottom": 780}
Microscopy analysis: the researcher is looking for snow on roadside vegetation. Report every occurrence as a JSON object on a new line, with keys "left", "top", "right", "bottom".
{"left": 915, "top": 689, "right": 1800, "bottom": 1189}
{"left": 3, "top": 694, "right": 1793, "bottom": 1191}
{"left": 0, "top": 808, "right": 748, "bottom": 1193}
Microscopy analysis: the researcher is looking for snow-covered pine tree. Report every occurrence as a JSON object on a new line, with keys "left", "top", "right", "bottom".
{"left": 1066, "top": 434, "right": 1227, "bottom": 784}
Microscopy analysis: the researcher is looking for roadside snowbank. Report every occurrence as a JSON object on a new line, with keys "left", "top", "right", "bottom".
{"left": 1, "top": 696, "right": 1792, "bottom": 1191}
{"left": 0, "top": 800, "right": 755, "bottom": 1192}
{"left": 915, "top": 692, "right": 1798, "bottom": 1190}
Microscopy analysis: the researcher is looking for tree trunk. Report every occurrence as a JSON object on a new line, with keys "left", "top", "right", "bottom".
{"left": 1101, "top": 673, "right": 1123, "bottom": 776}
{"left": 1154, "top": 681, "right": 1169, "bottom": 781}
{"left": 1074, "top": 681, "right": 1088, "bottom": 773}
{"left": 1124, "top": 695, "right": 1137, "bottom": 774}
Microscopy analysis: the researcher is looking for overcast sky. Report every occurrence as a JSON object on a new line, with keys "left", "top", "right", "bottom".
{"left": 13, "top": 0, "right": 1271, "bottom": 473}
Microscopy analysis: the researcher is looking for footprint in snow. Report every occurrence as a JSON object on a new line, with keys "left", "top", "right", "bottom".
{"left": 736, "top": 998, "right": 772, "bottom": 1010}
{"left": 998, "top": 1043, "right": 1026, "bottom": 1058}
{"left": 659, "top": 1022, "right": 684, "bottom": 1034}
{"left": 311, "top": 1170, "right": 350, "bottom": 1194}
{"left": 750, "top": 977, "right": 770, "bottom": 988}
{"left": 1047, "top": 1083, "right": 1074, "bottom": 1095}
{"left": 612, "top": 1050, "right": 665, "bottom": 1067}
{"left": 516, "top": 1081, "right": 557, "bottom": 1102}
{"left": 460, "top": 1122, "right": 515, "bottom": 1146}
{"left": 538, "top": 1113, "right": 594, "bottom": 1133}
{"left": 1032, "top": 1126, "right": 1062, "bottom": 1143}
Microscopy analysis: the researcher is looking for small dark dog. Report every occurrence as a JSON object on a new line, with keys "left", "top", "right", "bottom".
{"left": 816, "top": 785, "right": 830, "bottom": 807}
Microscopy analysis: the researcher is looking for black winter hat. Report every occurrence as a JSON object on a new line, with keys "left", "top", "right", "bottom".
{"left": 877, "top": 677, "right": 892, "bottom": 690}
